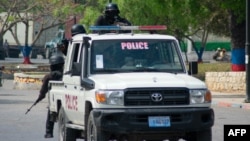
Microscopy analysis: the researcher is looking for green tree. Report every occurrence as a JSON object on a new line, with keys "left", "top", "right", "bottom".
{"left": 220, "top": 0, "right": 246, "bottom": 71}
{"left": 82, "top": 0, "right": 231, "bottom": 62}
{"left": 0, "top": 0, "right": 84, "bottom": 63}
{"left": 82, "top": 0, "right": 245, "bottom": 65}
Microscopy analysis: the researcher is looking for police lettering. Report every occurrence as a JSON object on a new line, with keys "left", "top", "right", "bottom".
{"left": 121, "top": 42, "right": 149, "bottom": 50}
{"left": 65, "top": 94, "right": 78, "bottom": 111}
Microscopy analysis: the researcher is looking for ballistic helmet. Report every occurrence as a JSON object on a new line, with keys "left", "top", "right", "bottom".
{"left": 71, "top": 24, "right": 86, "bottom": 36}
{"left": 49, "top": 55, "right": 65, "bottom": 65}
{"left": 105, "top": 3, "right": 120, "bottom": 14}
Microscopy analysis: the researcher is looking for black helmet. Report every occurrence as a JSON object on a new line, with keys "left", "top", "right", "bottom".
{"left": 105, "top": 3, "right": 120, "bottom": 14}
{"left": 71, "top": 24, "right": 86, "bottom": 36}
{"left": 49, "top": 55, "right": 65, "bottom": 65}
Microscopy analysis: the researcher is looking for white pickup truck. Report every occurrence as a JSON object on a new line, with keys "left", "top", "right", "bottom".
{"left": 48, "top": 25, "right": 214, "bottom": 141}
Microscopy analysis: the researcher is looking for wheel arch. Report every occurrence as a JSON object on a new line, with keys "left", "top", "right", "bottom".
{"left": 84, "top": 101, "right": 93, "bottom": 136}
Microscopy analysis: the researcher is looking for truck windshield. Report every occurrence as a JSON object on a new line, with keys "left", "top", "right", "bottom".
{"left": 90, "top": 39, "right": 185, "bottom": 74}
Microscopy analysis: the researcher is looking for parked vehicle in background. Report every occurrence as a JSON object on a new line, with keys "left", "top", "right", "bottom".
{"left": 44, "top": 29, "right": 65, "bottom": 59}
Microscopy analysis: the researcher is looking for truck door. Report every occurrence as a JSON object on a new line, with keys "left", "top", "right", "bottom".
{"left": 63, "top": 42, "right": 85, "bottom": 125}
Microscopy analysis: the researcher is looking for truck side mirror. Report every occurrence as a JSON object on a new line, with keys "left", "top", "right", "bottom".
{"left": 188, "top": 61, "right": 198, "bottom": 75}
{"left": 81, "top": 78, "right": 95, "bottom": 90}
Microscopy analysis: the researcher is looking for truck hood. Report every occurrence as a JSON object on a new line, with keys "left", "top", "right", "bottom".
{"left": 89, "top": 73, "right": 206, "bottom": 89}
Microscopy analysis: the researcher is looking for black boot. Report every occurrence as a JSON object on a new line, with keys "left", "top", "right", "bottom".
{"left": 44, "top": 110, "right": 54, "bottom": 138}
{"left": 44, "top": 133, "right": 53, "bottom": 138}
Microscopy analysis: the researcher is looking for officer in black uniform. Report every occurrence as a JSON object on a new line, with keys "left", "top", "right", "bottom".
{"left": 57, "top": 24, "right": 86, "bottom": 56}
{"left": 71, "top": 24, "right": 86, "bottom": 36}
{"left": 94, "top": 3, "right": 131, "bottom": 33}
{"left": 35, "top": 55, "right": 65, "bottom": 138}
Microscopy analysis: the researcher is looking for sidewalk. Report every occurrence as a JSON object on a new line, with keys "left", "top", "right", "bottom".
{"left": 0, "top": 57, "right": 49, "bottom": 64}
{"left": 212, "top": 91, "right": 250, "bottom": 110}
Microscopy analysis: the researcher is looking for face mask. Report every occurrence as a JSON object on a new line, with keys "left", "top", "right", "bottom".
{"left": 106, "top": 10, "right": 118, "bottom": 19}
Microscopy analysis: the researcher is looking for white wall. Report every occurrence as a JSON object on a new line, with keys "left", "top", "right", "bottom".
{"left": 1, "top": 12, "right": 59, "bottom": 47}
{"left": 1, "top": 12, "right": 34, "bottom": 46}
{"left": 4, "top": 21, "right": 34, "bottom": 46}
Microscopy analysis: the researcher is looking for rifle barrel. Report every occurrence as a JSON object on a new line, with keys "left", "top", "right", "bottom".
{"left": 25, "top": 102, "right": 37, "bottom": 115}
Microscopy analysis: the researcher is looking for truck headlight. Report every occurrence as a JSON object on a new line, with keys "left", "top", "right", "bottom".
{"left": 190, "top": 89, "right": 211, "bottom": 104}
{"left": 95, "top": 90, "right": 124, "bottom": 105}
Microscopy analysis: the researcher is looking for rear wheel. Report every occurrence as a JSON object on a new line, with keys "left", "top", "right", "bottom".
{"left": 87, "top": 111, "right": 109, "bottom": 141}
{"left": 58, "top": 108, "right": 77, "bottom": 141}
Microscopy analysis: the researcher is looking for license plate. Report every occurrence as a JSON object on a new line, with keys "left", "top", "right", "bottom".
{"left": 148, "top": 116, "right": 170, "bottom": 127}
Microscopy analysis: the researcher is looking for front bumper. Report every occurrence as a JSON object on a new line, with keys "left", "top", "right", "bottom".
{"left": 92, "top": 107, "right": 214, "bottom": 137}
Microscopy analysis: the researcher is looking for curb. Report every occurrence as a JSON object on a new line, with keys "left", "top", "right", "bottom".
{"left": 212, "top": 100, "right": 250, "bottom": 110}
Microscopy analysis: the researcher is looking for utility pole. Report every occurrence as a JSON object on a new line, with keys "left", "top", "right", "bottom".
{"left": 245, "top": 0, "right": 250, "bottom": 103}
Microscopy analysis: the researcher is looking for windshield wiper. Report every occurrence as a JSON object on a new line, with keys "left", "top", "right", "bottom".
{"left": 94, "top": 69, "right": 123, "bottom": 73}
{"left": 132, "top": 67, "right": 161, "bottom": 72}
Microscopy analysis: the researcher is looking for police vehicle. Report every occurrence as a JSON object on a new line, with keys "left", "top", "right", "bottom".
{"left": 48, "top": 25, "right": 214, "bottom": 141}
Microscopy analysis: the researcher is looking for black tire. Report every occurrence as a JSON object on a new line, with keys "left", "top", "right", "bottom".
{"left": 87, "top": 111, "right": 109, "bottom": 141}
{"left": 58, "top": 108, "right": 77, "bottom": 141}
{"left": 185, "top": 128, "right": 212, "bottom": 141}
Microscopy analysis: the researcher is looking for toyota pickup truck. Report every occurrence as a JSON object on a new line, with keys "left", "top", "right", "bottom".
{"left": 48, "top": 25, "right": 214, "bottom": 141}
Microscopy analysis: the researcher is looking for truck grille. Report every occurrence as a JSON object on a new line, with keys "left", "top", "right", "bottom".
{"left": 124, "top": 88, "right": 189, "bottom": 106}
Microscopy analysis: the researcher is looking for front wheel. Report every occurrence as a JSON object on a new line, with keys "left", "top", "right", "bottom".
{"left": 185, "top": 128, "right": 212, "bottom": 141}
{"left": 86, "top": 111, "right": 109, "bottom": 141}
{"left": 58, "top": 108, "right": 77, "bottom": 141}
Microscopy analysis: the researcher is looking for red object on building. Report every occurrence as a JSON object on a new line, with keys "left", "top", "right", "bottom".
{"left": 65, "top": 16, "right": 81, "bottom": 39}
{"left": 231, "top": 64, "right": 245, "bottom": 71}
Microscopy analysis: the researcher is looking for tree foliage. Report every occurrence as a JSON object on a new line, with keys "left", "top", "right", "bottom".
{"left": 0, "top": 0, "right": 84, "bottom": 47}
{"left": 81, "top": 0, "right": 245, "bottom": 62}
{"left": 1, "top": 0, "right": 246, "bottom": 63}
{"left": 81, "top": 0, "right": 232, "bottom": 39}
{"left": 0, "top": 0, "right": 85, "bottom": 63}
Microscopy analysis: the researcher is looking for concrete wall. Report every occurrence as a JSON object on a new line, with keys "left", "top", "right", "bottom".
{"left": 205, "top": 72, "right": 246, "bottom": 94}
{"left": 13, "top": 72, "right": 45, "bottom": 90}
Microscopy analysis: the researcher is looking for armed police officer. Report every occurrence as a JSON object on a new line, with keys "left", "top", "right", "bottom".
{"left": 57, "top": 24, "right": 86, "bottom": 56}
{"left": 35, "top": 55, "right": 65, "bottom": 138}
{"left": 94, "top": 3, "right": 132, "bottom": 33}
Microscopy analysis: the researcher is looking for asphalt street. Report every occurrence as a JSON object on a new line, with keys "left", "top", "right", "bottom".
{"left": 1, "top": 53, "right": 250, "bottom": 141}
{"left": 0, "top": 78, "right": 249, "bottom": 141}
{"left": 0, "top": 79, "right": 57, "bottom": 141}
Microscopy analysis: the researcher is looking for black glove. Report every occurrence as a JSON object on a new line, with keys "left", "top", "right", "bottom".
{"left": 51, "top": 71, "right": 63, "bottom": 80}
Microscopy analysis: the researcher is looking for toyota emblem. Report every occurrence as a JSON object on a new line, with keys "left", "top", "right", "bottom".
{"left": 151, "top": 93, "right": 163, "bottom": 102}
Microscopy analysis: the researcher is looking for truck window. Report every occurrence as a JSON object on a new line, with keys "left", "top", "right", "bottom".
{"left": 90, "top": 39, "right": 185, "bottom": 74}
{"left": 69, "top": 43, "right": 82, "bottom": 75}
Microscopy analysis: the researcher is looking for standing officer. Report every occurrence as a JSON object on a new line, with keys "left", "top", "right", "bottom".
{"left": 94, "top": 3, "right": 132, "bottom": 33}
{"left": 35, "top": 55, "right": 65, "bottom": 138}
{"left": 57, "top": 24, "right": 86, "bottom": 56}
{"left": 3, "top": 39, "right": 9, "bottom": 57}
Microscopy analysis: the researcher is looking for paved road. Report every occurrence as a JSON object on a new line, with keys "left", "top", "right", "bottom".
{"left": 212, "top": 105, "right": 250, "bottom": 141}
{"left": 0, "top": 80, "right": 57, "bottom": 141}
{"left": 1, "top": 79, "right": 250, "bottom": 141}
